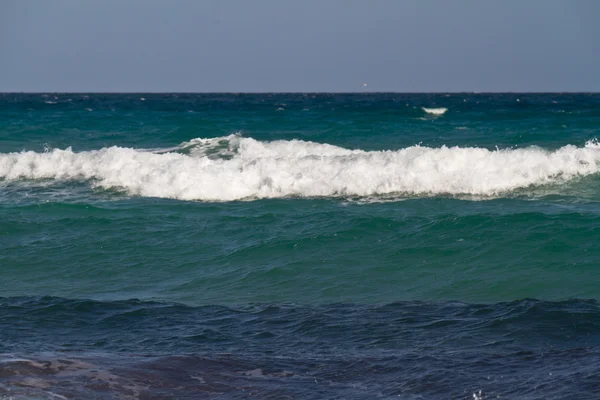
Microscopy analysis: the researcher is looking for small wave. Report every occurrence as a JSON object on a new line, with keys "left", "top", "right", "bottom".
{"left": 422, "top": 107, "right": 448, "bottom": 115}
{"left": 1, "top": 136, "right": 600, "bottom": 201}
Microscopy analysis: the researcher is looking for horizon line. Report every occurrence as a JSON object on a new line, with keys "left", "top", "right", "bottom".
{"left": 1, "top": 91, "right": 599, "bottom": 95}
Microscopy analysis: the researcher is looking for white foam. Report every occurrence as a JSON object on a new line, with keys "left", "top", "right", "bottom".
{"left": 1, "top": 136, "right": 600, "bottom": 201}
{"left": 422, "top": 107, "right": 448, "bottom": 115}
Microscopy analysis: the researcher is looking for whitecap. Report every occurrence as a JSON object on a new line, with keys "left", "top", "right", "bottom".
{"left": 1, "top": 136, "right": 600, "bottom": 201}
{"left": 422, "top": 107, "right": 448, "bottom": 116}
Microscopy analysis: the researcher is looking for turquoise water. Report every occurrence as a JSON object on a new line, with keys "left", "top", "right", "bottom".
{"left": 1, "top": 93, "right": 600, "bottom": 399}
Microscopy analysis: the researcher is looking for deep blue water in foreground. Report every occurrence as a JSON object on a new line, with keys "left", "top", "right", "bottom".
{"left": 1, "top": 93, "right": 600, "bottom": 399}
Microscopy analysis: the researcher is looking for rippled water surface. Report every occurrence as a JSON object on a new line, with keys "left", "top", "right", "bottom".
{"left": 1, "top": 93, "right": 600, "bottom": 399}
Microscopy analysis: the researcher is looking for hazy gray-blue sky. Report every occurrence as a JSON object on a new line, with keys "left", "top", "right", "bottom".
{"left": 1, "top": 0, "right": 598, "bottom": 92}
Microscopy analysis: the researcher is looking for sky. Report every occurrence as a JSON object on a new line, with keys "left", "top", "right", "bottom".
{"left": 0, "top": 0, "right": 598, "bottom": 92}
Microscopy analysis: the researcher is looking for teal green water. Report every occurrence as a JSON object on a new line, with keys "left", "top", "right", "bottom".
{"left": 3, "top": 198, "right": 600, "bottom": 305}
{"left": 2, "top": 93, "right": 600, "bottom": 399}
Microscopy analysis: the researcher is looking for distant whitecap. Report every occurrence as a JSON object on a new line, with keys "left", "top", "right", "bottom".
{"left": 422, "top": 107, "right": 448, "bottom": 116}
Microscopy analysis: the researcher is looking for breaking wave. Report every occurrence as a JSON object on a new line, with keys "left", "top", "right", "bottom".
{"left": 1, "top": 135, "right": 600, "bottom": 201}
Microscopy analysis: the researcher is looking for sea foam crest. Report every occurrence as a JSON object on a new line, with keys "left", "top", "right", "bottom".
{"left": 1, "top": 135, "right": 600, "bottom": 201}
{"left": 422, "top": 107, "right": 448, "bottom": 115}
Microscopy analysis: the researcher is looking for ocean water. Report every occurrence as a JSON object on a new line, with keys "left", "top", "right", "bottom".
{"left": 1, "top": 93, "right": 600, "bottom": 399}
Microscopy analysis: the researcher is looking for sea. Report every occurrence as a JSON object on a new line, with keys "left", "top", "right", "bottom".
{"left": 1, "top": 93, "right": 600, "bottom": 399}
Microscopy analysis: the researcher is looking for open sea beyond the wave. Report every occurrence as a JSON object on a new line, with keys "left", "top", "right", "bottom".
{"left": 1, "top": 93, "right": 600, "bottom": 399}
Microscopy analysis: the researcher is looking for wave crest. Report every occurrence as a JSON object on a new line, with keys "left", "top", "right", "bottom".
{"left": 1, "top": 137, "right": 600, "bottom": 201}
